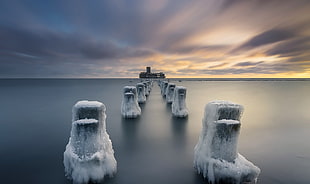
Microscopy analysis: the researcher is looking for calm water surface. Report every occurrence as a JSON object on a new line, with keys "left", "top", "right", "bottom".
{"left": 0, "top": 79, "right": 310, "bottom": 184}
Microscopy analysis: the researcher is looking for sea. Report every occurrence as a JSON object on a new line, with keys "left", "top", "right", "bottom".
{"left": 0, "top": 78, "right": 310, "bottom": 184}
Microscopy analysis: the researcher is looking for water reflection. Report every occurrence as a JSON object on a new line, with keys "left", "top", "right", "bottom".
{"left": 121, "top": 117, "right": 141, "bottom": 150}
{"left": 171, "top": 116, "right": 188, "bottom": 148}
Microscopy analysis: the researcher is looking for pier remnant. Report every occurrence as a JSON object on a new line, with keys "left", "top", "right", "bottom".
{"left": 136, "top": 83, "right": 146, "bottom": 103}
{"left": 165, "top": 83, "right": 176, "bottom": 103}
{"left": 121, "top": 86, "right": 141, "bottom": 118}
{"left": 161, "top": 81, "right": 168, "bottom": 97}
{"left": 64, "top": 100, "right": 117, "bottom": 183}
{"left": 194, "top": 100, "right": 260, "bottom": 184}
{"left": 172, "top": 86, "right": 188, "bottom": 117}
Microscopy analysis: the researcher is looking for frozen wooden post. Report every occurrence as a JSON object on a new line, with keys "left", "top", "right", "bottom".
{"left": 161, "top": 81, "right": 168, "bottom": 97}
{"left": 136, "top": 83, "right": 146, "bottom": 103}
{"left": 142, "top": 81, "right": 150, "bottom": 96}
{"left": 165, "top": 83, "right": 176, "bottom": 104}
{"left": 172, "top": 86, "right": 188, "bottom": 118}
{"left": 121, "top": 86, "right": 141, "bottom": 118}
{"left": 64, "top": 100, "right": 117, "bottom": 183}
{"left": 194, "top": 100, "right": 260, "bottom": 184}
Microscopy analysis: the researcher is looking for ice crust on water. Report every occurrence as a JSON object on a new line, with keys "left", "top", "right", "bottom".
{"left": 64, "top": 100, "right": 117, "bottom": 184}
{"left": 136, "top": 83, "right": 146, "bottom": 103}
{"left": 194, "top": 100, "right": 260, "bottom": 184}
{"left": 172, "top": 86, "right": 188, "bottom": 117}
{"left": 121, "top": 86, "right": 141, "bottom": 118}
{"left": 165, "top": 83, "right": 176, "bottom": 103}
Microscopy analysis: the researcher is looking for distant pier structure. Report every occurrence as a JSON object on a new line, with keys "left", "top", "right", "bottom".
{"left": 139, "top": 67, "right": 165, "bottom": 78}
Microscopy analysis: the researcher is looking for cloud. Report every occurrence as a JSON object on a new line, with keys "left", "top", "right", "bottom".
{"left": 0, "top": 25, "right": 157, "bottom": 61}
{"left": 177, "top": 62, "right": 304, "bottom": 76}
{"left": 234, "top": 61, "right": 264, "bottom": 67}
{"left": 1, "top": 0, "right": 310, "bottom": 77}
{"left": 233, "top": 28, "right": 296, "bottom": 52}
{"left": 266, "top": 37, "right": 310, "bottom": 58}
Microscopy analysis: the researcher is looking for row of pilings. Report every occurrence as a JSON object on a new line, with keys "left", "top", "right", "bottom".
{"left": 63, "top": 80, "right": 260, "bottom": 184}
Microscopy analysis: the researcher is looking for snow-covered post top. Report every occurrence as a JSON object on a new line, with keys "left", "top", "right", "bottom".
{"left": 203, "top": 101, "right": 243, "bottom": 162}
{"left": 73, "top": 100, "right": 106, "bottom": 129}
{"left": 123, "top": 86, "right": 137, "bottom": 99}
{"left": 203, "top": 101, "right": 243, "bottom": 124}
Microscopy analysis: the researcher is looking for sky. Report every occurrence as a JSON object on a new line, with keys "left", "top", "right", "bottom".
{"left": 1, "top": 0, "right": 310, "bottom": 78}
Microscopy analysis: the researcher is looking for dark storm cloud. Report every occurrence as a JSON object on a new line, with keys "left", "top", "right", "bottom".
{"left": 266, "top": 37, "right": 310, "bottom": 58}
{"left": 177, "top": 67, "right": 270, "bottom": 75}
{"left": 234, "top": 61, "right": 264, "bottom": 67}
{"left": 0, "top": 25, "right": 156, "bottom": 61}
{"left": 233, "top": 28, "right": 296, "bottom": 52}
{"left": 0, "top": 24, "right": 157, "bottom": 77}
{"left": 163, "top": 44, "right": 229, "bottom": 55}
{"left": 178, "top": 62, "right": 302, "bottom": 75}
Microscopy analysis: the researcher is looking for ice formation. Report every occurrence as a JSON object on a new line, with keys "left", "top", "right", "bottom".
{"left": 146, "top": 80, "right": 152, "bottom": 93}
{"left": 64, "top": 100, "right": 117, "bottom": 184}
{"left": 136, "top": 83, "right": 146, "bottom": 103}
{"left": 172, "top": 86, "right": 188, "bottom": 117}
{"left": 121, "top": 86, "right": 141, "bottom": 118}
{"left": 142, "top": 81, "right": 150, "bottom": 96}
{"left": 165, "top": 83, "right": 176, "bottom": 103}
{"left": 161, "top": 81, "right": 168, "bottom": 97}
{"left": 194, "top": 101, "right": 260, "bottom": 184}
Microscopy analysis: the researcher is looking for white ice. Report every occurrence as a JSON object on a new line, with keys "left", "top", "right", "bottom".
{"left": 136, "top": 83, "right": 146, "bottom": 103}
{"left": 172, "top": 86, "right": 188, "bottom": 117}
{"left": 121, "top": 86, "right": 141, "bottom": 118}
{"left": 161, "top": 81, "right": 168, "bottom": 97}
{"left": 165, "top": 83, "right": 176, "bottom": 103}
{"left": 142, "top": 81, "right": 150, "bottom": 96}
{"left": 64, "top": 100, "right": 117, "bottom": 184}
{"left": 194, "top": 100, "right": 260, "bottom": 184}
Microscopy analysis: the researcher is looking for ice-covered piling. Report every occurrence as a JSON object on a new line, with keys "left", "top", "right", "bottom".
{"left": 145, "top": 80, "right": 152, "bottom": 93}
{"left": 143, "top": 81, "right": 150, "bottom": 96}
{"left": 161, "top": 81, "right": 168, "bottom": 97}
{"left": 121, "top": 86, "right": 141, "bottom": 118}
{"left": 165, "top": 83, "right": 176, "bottom": 103}
{"left": 136, "top": 83, "right": 146, "bottom": 103}
{"left": 194, "top": 100, "right": 260, "bottom": 184}
{"left": 172, "top": 86, "right": 188, "bottom": 118}
{"left": 64, "top": 100, "right": 117, "bottom": 184}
